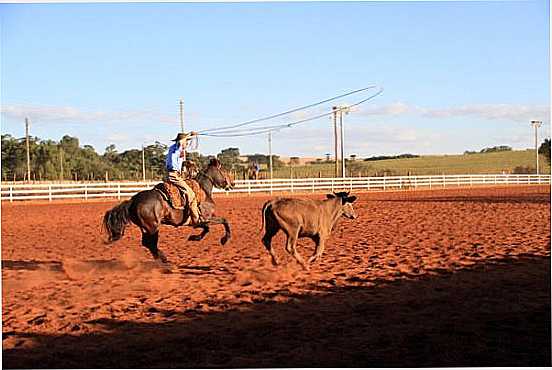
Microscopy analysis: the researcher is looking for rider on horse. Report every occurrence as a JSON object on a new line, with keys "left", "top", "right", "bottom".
{"left": 165, "top": 132, "right": 203, "bottom": 224}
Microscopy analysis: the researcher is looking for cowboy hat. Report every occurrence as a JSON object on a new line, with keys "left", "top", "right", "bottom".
{"left": 172, "top": 132, "right": 191, "bottom": 141}
{"left": 172, "top": 132, "right": 195, "bottom": 142}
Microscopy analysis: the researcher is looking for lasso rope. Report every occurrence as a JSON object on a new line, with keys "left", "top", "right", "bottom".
{"left": 197, "top": 86, "right": 383, "bottom": 137}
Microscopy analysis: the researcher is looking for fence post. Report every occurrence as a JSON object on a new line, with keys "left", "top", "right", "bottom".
{"left": 9, "top": 186, "right": 13, "bottom": 202}
{"left": 383, "top": 177, "right": 386, "bottom": 190}
{"left": 331, "top": 178, "right": 334, "bottom": 192}
{"left": 291, "top": 178, "right": 294, "bottom": 193}
{"left": 84, "top": 184, "right": 88, "bottom": 200}
{"left": 248, "top": 181, "right": 251, "bottom": 195}
{"left": 350, "top": 177, "right": 353, "bottom": 190}
{"left": 414, "top": 176, "right": 417, "bottom": 189}
{"left": 442, "top": 174, "right": 445, "bottom": 188}
{"left": 117, "top": 184, "right": 121, "bottom": 200}
{"left": 429, "top": 176, "right": 432, "bottom": 189}
{"left": 270, "top": 179, "right": 273, "bottom": 195}
{"left": 470, "top": 176, "right": 473, "bottom": 187}
{"left": 48, "top": 184, "right": 52, "bottom": 202}
{"left": 312, "top": 178, "right": 315, "bottom": 193}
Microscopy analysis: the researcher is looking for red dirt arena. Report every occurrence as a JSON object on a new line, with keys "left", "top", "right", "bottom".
{"left": 2, "top": 185, "right": 550, "bottom": 368}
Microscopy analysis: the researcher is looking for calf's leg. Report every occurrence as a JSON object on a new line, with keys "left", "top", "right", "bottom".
{"left": 286, "top": 229, "right": 308, "bottom": 270}
{"left": 308, "top": 234, "right": 326, "bottom": 264}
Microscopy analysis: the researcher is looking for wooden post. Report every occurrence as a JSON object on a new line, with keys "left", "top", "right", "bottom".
{"left": 25, "top": 118, "right": 31, "bottom": 183}
{"left": 333, "top": 106, "right": 339, "bottom": 177}
{"left": 59, "top": 149, "right": 64, "bottom": 181}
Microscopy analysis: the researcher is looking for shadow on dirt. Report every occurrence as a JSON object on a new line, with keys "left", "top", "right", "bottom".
{"left": 2, "top": 260, "right": 65, "bottom": 272}
{"left": 3, "top": 255, "right": 550, "bottom": 368}
{"left": 377, "top": 191, "right": 550, "bottom": 205}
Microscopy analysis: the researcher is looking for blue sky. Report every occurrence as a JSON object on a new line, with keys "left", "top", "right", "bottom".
{"left": 1, "top": 1, "right": 549, "bottom": 158}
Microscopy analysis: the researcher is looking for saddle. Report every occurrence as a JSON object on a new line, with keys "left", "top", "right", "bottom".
{"left": 154, "top": 180, "right": 206, "bottom": 209}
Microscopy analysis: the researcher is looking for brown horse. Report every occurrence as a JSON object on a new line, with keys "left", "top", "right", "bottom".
{"left": 102, "top": 159, "right": 234, "bottom": 262}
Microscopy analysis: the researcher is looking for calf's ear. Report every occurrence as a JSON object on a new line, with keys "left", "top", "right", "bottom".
{"left": 326, "top": 194, "right": 336, "bottom": 199}
{"left": 344, "top": 195, "right": 357, "bottom": 203}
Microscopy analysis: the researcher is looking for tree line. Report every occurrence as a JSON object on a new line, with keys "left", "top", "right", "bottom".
{"left": 2, "top": 133, "right": 549, "bottom": 182}
{"left": 1, "top": 134, "right": 285, "bottom": 182}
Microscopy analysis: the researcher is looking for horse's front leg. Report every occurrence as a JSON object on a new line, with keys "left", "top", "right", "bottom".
{"left": 203, "top": 216, "right": 231, "bottom": 245}
{"left": 188, "top": 223, "right": 210, "bottom": 241}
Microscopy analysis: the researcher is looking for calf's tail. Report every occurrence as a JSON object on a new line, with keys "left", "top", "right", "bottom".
{"left": 260, "top": 200, "right": 272, "bottom": 232}
{"left": 103, "top": 200, "right": 132, "bottom": 242}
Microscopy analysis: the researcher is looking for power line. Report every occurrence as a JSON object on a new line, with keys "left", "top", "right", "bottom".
{"left": 200, "top": 87, "right": 383, "bottom": 137}
{"left": 198, "top": 86, "right": 382, "bottom": 135}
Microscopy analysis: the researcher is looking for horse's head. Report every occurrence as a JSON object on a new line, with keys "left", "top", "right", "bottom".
{"left": 203, "top": 158, "right": 235, "bottom": 191}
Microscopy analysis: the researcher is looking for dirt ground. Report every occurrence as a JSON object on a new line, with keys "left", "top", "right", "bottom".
{"left": 2, "top": 185, "right": 550, "bottom": 368}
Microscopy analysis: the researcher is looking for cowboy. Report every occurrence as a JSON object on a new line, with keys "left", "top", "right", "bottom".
{"left": 165, "top": 132, "right": 203, "bottom": 224}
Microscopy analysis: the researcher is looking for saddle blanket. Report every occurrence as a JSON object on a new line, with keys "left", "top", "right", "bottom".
{"left": 154, "top": 180, "right": 205, "bottom": 209}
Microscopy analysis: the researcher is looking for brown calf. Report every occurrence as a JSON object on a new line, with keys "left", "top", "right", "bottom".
{"left": 261, "top": 191, "right": 358, "bottom": 270}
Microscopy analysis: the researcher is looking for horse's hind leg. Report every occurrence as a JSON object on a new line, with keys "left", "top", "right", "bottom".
{"left": 141, "top": 230, "right": 167, "bottom": 263}
{"left": 203, "top": 216, "right": 231, "bottom": 245}
{"left": 188, "top": 223, "right": 209, "bottom": 241}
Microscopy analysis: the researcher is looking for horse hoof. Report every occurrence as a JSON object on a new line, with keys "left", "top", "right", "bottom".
{"left": 220, "top": 236, "right": 229, "bottom": 245}
{"left": 157, "top": 252, "right": 168, "bottom": 264}
{"left": 188, "top": 235, "right": 201, "bottom": 241}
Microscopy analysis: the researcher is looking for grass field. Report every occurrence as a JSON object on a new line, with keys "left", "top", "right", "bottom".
{"left": 267, "top": 150, "right": 550, "bottom": 178}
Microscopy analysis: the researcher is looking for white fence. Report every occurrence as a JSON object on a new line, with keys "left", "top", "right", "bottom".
{"left": 1, "top": 174, "right": 550, "bottom": 202}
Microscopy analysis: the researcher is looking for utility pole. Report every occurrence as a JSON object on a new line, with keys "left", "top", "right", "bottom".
{"left": 179, "top": 99, "right": 186, "bottom": 161}
{"left": 531, "top": 120, "right": 542, "bottom": 175}
{"left": 337, "top": 106, "right": 350, "bottom": 178}
{"left": 332, "top": 106, "right": 339, "bottom": 177}
{"left": 25, "top": 118, "right": 31, "bottom": 182}
{"left": 179, "top": 99, "right": 185, "bottom": 133}
{"left": 268, "top": 131, "right": 273, "bottom": 179}
{"left": 142, "top": 144, "right": 146, "bottom": 181}
{"left": 339, "top": 109, "right": 345, "bottom": 177}
{"left": 59, "top": 149, "right": 64, "bottom": 181}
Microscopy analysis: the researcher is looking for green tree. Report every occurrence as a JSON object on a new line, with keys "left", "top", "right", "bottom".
{"left": 538, "top": 138, "right": 551, "bottom": 164}
{"left": 217, "top": 147, "right": 244, "bottom": 171}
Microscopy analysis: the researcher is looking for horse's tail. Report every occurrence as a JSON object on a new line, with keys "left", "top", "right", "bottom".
{"left": 103, "top": 199, "right": 132, "bottom": 243}
{"left": 260, "top": 200, "right": 272, "bottom": 233}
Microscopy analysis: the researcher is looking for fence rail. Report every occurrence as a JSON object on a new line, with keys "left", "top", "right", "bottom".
{"left": 1, "top": 174, "right": 550, "bottom": 202}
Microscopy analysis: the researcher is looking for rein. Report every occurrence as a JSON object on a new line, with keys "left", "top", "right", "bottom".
{"left": 197, "top": 171, "right": 216, "bottom": 186}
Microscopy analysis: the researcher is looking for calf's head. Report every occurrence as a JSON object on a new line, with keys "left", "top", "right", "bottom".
{"left": 327, "top": 192, "right": 358, "bottom": 219}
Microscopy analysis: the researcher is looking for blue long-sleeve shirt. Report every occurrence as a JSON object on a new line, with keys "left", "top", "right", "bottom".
{"left": 165, "top": 143, "right": 184, "bottom": 172}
